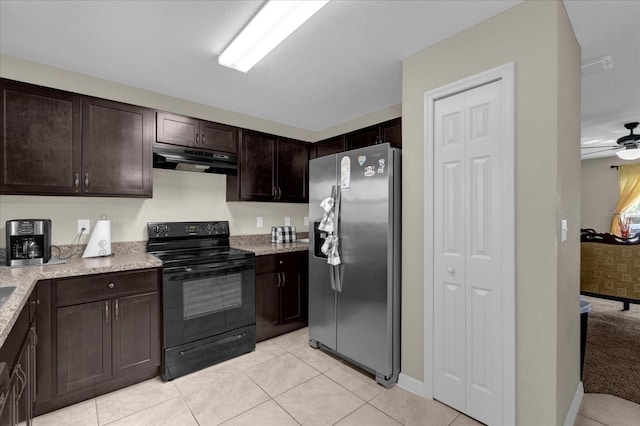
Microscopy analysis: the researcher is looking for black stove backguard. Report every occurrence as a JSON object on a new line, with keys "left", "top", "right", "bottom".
{"left": 146, "top": 221, "right": 256, "bottom": 381}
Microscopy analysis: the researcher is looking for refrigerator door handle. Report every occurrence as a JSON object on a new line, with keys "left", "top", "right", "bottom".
{"left": 334, "top": 265, "right": 343, "bottom": 292}
{"left": 329, "top": 265, "right": 337, "bottom": 291}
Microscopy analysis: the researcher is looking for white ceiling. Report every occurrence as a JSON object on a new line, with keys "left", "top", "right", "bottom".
{"left": 1, "top": 0, "right": 638, "bottom": 156}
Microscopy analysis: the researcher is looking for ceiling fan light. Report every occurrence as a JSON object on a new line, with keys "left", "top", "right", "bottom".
{"left": 616, "top": 147, "right": 640, "bottom": 161}
{"left": 218, "top": 0, "right": 329, "bottom": 73}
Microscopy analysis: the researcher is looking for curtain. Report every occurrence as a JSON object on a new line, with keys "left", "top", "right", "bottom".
{"left": 611, "top": 163, "right": 640, "bottom": 235}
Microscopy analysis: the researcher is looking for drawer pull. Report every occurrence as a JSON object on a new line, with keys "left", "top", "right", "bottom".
{"left": 108, "top": 282, "right": 115, "bottom": 289}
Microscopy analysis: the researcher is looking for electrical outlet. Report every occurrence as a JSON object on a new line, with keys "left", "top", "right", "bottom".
{"left": 257, "top": 217, "right": 263, "bottom": 228}
{"left": 78, "top": 219, "right": 90, "bottom": 235}
{"left": 284, "top": 216, "right": 291, "bottom": 226}
{"left": 304, "top": 216, "right": 309, "bottom": 226}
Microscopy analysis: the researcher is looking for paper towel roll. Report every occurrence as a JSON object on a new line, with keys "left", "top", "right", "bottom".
{"left": 82, "top": 219, "right": 112, "bottom": 258}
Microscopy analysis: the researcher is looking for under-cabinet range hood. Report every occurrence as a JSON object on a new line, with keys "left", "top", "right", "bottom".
{"left": 153, "top": 143, "right": 237, "bottom": 175}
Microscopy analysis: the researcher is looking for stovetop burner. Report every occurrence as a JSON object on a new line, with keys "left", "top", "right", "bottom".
{"left": 146, "top": 221, "right": 254, "bottom": 266}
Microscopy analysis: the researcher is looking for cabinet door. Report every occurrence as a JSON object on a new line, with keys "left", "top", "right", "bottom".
{"left": 0, "top": 79, "right": 82, "bottom": 195}
{"left": 314, "top": 136, "right": 345, "bottom": 159}
{"left": 200, "top": 120, "right": 238, "bottom": 153}
{"left": 239, "top": 130, "right": 276, "bottom": 201}
{"left": 347, "top": 125, "right": 379, "bottom": 150}
{"left": 112, "top": 293, "right": 159, "bottom": 378}
{"left": 255, "top": 272, "right": 280, "bottom": 342}
{"left": 56, "top": 300, "right": 111, "bottom": 394}
{"left": 81, "top": 97, "right": 152, "bottom": 197}
{"left": 276, "top": 137, "right": 308, "bottom": 202}
{"left": 380, "top": 118, "right": 402, "bottom": 148}
{"left": 281, "top": 269, "right": 305, "bottom": 324}
{"left": 156, "top": 112, "right": 198, "bottom": 148}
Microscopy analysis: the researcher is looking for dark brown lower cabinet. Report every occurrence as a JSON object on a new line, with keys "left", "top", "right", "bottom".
{"left": 34, "top": 269, "right": 161, "bottom": 416}
{"left": 256, "top": 251, "right": 308, "bottom": 342}
{"left": 0, "top": 292, "right": 37, "bottom": 425}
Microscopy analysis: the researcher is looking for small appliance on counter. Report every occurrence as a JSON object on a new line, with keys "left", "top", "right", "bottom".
{"left": 5, "top": 219, "right": 52, "bottom": 266}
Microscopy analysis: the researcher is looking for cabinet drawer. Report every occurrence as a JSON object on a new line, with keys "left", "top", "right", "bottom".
{"left": 56, "top": 269, "right": 158, "bottom": 306}
{"left": 256, "top": 251, "right": 307, "bottom": 274}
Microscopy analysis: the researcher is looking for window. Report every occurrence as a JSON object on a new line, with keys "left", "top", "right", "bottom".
{"left": 625, "top": 197, "right": 640, "bottom": 234}
{"left": 611, "top": 164, "right": 640, "bottom": 236}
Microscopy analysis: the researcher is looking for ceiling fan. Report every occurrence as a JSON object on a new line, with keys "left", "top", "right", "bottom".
{"left": 581, "top": 122, "right": 640, "bottom": 160}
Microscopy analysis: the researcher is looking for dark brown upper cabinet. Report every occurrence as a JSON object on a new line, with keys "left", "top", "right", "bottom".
{"left": 82, "top": 97, "right": 153, "bottom": 197}
{"left": 0, "top": 78, "right": 153, "bottom": 197}
{"left": 156, "top": 111, "right": 237, "bottom": 153}
{"left": 227, "top": 130, "right": 308, "bottom": 203}
{"left": 311, "top": 135, "right": 345, "bottom": 159}
{"left": 346, "top": 117, "right": 402, "bottom": 150}
{"left": 0, "top": 79, "right": 82, "bottom": 195}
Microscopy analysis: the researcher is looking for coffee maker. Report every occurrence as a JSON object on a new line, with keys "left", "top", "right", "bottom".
{"left": 5, "top": 219, "right": 52, "bottom": 266}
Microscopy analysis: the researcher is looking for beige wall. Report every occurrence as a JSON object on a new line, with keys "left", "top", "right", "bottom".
{"left": 0, "top": 54, "right": 399, "bottom": 247}
{"left": 555, "top": 3, "right": 582, "bottom": 424}
{"left": 402, "top": 1, "right": 581, "bottom": 424}
{"left": 580, "top": 157, "right": 639, "bottom": 232}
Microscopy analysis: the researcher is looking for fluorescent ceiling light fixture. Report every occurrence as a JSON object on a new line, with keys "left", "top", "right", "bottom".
{"left": 616, "top": 147, "right": 640, "bottom": 161}
{"left": 219, "top": 0, "right": 329, "bottom": 73}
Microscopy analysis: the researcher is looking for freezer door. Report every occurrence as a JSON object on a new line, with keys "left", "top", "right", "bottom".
{"left": 308, "top": 154, "right": 338, "bottom": 350}
{"left": 336, "top": 144, "right": 397, "bottom": 377}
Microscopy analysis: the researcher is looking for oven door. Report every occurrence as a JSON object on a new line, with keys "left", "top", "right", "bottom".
{"left": 163, "top": 258, "right": 255, "bottom": 348}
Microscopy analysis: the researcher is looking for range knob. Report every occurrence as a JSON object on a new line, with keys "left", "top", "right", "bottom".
{"left": 152, "top": 225, "right": 160, "bottom": 234}
{"left": 205, "top": 223, "right": 214, "bottom": 234}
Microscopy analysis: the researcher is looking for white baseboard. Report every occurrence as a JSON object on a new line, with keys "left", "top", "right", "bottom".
{"left": 397, "top": 373, "right": 427, "bottom": 398}
{"left": 564, "top": 381, "right": 584, "bottom": 426}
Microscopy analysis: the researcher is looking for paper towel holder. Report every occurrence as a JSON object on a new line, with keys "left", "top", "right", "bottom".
{"left": 82, "top": 213, "right": 112, "bottom": 258}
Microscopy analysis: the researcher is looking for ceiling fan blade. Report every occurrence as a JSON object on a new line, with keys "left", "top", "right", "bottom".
{"left": 580, "top": 145, "right": 620, "bottom": 149}
{"left": 581, "top": 147, "right": 620, "bottom": 156}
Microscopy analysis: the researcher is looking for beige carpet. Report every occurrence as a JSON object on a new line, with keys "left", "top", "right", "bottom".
{"left": 582, "top": 296, "right": 640, "bottom": 405}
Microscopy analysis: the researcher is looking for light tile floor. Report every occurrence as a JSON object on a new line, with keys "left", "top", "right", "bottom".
{"left": 32, "top": 327, "right": 640, "bottom": 426}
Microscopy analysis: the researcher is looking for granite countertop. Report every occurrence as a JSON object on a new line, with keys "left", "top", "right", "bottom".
{"left": 0, "top": 242, "right": 161, "bottom": 347}
{"left": 230, "top": 233, "right": 309, "bottom": 256}
{"left": 0, "top": 235, "right": 309, "bottom": 348}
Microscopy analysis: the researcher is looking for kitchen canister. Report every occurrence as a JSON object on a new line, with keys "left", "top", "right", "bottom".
{"left": 82, "top": 214, "right": 112, "bottom": 258}
{"left": 271, "top": 226, "right": 296, "bottom": 243}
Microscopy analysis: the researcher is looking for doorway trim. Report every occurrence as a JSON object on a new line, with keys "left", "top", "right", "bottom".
{"left": 423, "top": 62, "right": 516, "bottom": 424}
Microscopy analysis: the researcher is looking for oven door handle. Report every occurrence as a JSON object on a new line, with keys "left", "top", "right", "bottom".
{"left": 164, "top": 260, "right": 253, "bottom": 274}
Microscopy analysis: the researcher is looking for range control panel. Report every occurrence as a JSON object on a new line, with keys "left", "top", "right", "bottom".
{"left": 147, "top": 221, "right": 230, "bottom": 239}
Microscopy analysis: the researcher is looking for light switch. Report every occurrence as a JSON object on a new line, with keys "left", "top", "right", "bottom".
{"left": 304, "top": 216, "right": 309, "bottom": 226}
{"left": 257, "top": 217, "right": 263, "bottom": 228}
{"left": 284, "top": 216, "right": 291, "bottom": 226}
{"left": 561, "top": 219, "right": 568, "bottom": 243}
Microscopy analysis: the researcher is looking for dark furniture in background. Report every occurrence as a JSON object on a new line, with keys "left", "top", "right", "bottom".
{"left": 255, "top": 251, "right": 308, "bottom": 342}
{"left": 156, "top": 111, "right": 238, "bottom": 153}
{"left": 0, "top": 79, "right": 153, "bottom": 197}
{"left": 227, "top": 130, "right": 309, "bottom": 203}
{"left": 34, "top": 269, "right": 161, "bottom": 416}
{"left": 0, "top": 291, "right": 37, "bottom": 425}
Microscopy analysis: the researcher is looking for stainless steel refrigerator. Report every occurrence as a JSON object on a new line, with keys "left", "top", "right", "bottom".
{"left": 308, "top": 143, "right": 400, "bottom": 387}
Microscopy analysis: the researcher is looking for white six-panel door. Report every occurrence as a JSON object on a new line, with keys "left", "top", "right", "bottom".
{"left": 434, "top": 80, "right": 503, "bottom": 425}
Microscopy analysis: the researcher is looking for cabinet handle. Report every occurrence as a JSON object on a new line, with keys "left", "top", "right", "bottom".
{"left": 108, "top": 282, "right": 115, "bottom": 289}
{"left": 196, "top": 133, "right": 200, "bottom": 146}
{"left": 31, "top": 325, "right": 38, "bottom": 347}
{"left": 74, "top": 173, "right": 80, "bottom": 190}
{"left": 115, "top": 299, "right": 119, "bottom": 321}
{"left": 281, "top": 273, "right": 286, "bottom": 287}
{"left": 84, "top": 173, "right": 90, "bottom": 190}
{"left": 202, "top": 134, "right": 206, "bottom": 146}
{"left": 276, "top": 272, "right": 281, "bottom": 288}
{"left": 105, "top": 301, "right": 109, "bottom": 322}
{"left": 31, "top": 299, "right": 40, "bottom": 306}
